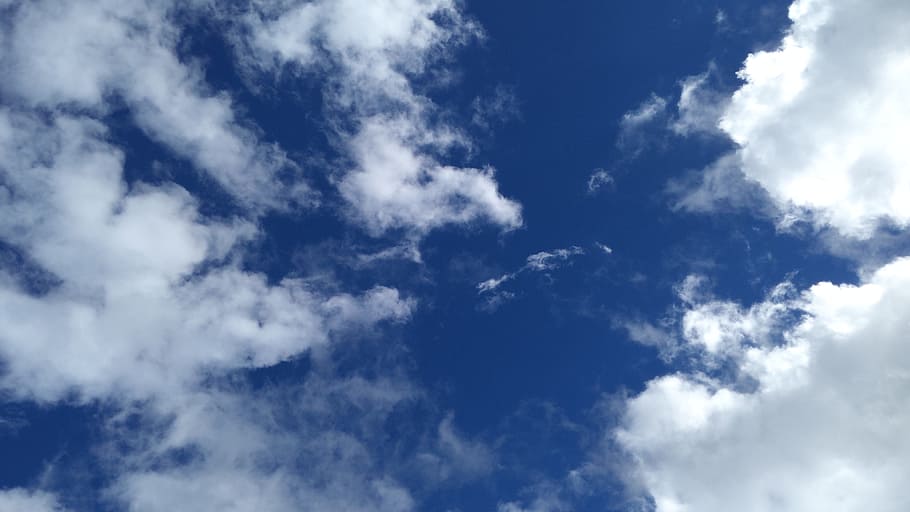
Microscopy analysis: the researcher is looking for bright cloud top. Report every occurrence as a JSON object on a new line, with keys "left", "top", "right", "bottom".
{"left": 720, "top": 0, "right": 910, "bottom": 237}
{"left": 617, "top": 257, "right": 910, "bottom": 511}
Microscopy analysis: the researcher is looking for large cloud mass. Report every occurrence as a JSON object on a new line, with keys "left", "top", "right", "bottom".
{"left": 617, "top": 257, "right": 910, "bottom": 511}
{"left": 0, "top": 0, "right": 507, "bottom": 509}
{"left": 719, "top": 0, "right": 910, "bottom": 237}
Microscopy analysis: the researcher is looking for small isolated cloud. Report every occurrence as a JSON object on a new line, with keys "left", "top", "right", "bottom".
{"left": 476, "top": 246, "right": 585, "bottom": 308}
{"left": 714, "top": 9, "right": 729, "bottom": 30}
{"left": 0, "top": 489, "right": 64, "bottom": 512}
{"left": 594, "top": 242, "right": 613, "bottom": 255}
{"left": 586, "top": 169, "right": 614, "bottom": 194}
{"left": 620, "top": 94, "right": 668, "bottom": 129}
{"left": 616, "top": 94, "right": 669, "bottom": 157}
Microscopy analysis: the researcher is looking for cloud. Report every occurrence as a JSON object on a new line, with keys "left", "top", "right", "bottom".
{"left": 594, "top": 242, "right": 613, "bottom": 255}
{"left": 472, "top": 85, "right": 521, "bottom": 131}
{"left": 415, "top": 413, "right": 495, "bottom": 485}
{"left": 711, "top": 0, "right": 910, "bottom": 237}
{"left": 0, "top": 2, "right": 506, "bottom": 509}
{"left": 0, "top": 110, "right": 413, "bottom": 404}
{"left": 586, "top": 169, "right": 614, "bottom": 194}
{"left": 0, "top": 489, "right": 65, "bottom": 512}
{"left": 615, "top": 256, "right": 910, "bottom": 511}
{"left": 616, "top": 94, "right": 669, "bottom": 157}
{"left": 239, "top": 0, "right": 522, "bottom": 236}
{"left": 338, "top": 116, "right": 522, "bottom": 235}
{"left": 478, "top": 246, "right": 585, "bottom": 294}
{"left": 525, "top": 247, "right": 585, "bottom": 272}
{"left": 669, "top": 67, "right": 728, "bottom": 137}
{"left": 0, "top": 0, "right": 304, "bottom": 211}
{"left": 620, "top": 95, "right": 669, "bottom": 130}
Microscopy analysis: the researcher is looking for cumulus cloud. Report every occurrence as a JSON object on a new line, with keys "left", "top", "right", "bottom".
{"left": 477, "top": 246, "right": 585, "bottom": 294}
{"left": 615, "top": 256, "right": 910, "bottom": 511}
{"left": 704, "top": 0, "right": 910, "bottom": 237}
{"left": 240, "top": 0, "right": 522, "bottom": 236}
{"left": 0, "top": 109, "right": 412, "bottom": 403}
{"left": 472, "top": 85, "right": 521, "bottom": 131}
{"left": 0, "top": 0, "right": 303, "bottom": 211}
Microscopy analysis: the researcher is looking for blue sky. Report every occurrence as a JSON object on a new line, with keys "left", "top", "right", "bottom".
{"left": 1, "top": 0, "right": 910, "bottom": 511}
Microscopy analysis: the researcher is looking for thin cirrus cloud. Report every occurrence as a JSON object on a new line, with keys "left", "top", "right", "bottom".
{"left": 0, "top": 0, "right": 307, "bottom": 212}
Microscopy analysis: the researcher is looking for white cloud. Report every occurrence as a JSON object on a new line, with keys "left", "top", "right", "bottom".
{"left": 616, "top": 256, "right": 910, "bottom": 511}
{"left": 714, "top": 0, "right": 910, "bottom": 237}
{"left": 339, "top": 116, "right": 522, "bottom": 235}
{"left": 415, "top": 413, "right": 495, "bottom": 485}
{"left": 0, "top": 1, "right": 507, "bottom": 510}
{"left": 0, "top": 109, "right": 413, "bottom": 404}
{"left": 477, "top": 246, "right": 584, "bottom": 294}
{"left": 525, "top": 247, "right": 585, "bottom": 272}
{"left": 586, "top": 169, "right": 614, "bottom": 194}
{"left": 240, "top": 0, "right": 522, "bottom": 235}
{"left": 105, "top": 374, "right": 425, "bottom": 512}
{"left": 670, "top": 67, "right": 728, "bottom": 137}
{"left": 472, "top": 85, "right": 521, "bottom": 131}
{"left": 0, "top": 489, "right": 65, "bottom": 512}
{"left": 0, "top": 0, "right": 303, "bottom": 210}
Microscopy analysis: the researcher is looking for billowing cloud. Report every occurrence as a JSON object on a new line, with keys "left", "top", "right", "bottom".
{"left": 241, "top": 0, "right": 522, "bottom": 235}
{"left": 0, "top": 0, "right": 303, "bottom": 210}
{"left": 616, "top": 256, "right": 910, "bottom": 511}
{"left": 0, "top": 1, "right": 505, "bottom": 509}
{"left": 477, "top": 246, "right": 585, "bottom": 294}
{"left": 0, "top": 109, "right": 412, "bottom": 403}
{"left": 715, "top": 0, "right": 910, "bottom": 237}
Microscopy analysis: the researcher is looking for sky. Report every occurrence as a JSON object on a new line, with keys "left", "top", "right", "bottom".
{"left": 1, "top": 0, "right": 910, "bottom": 511}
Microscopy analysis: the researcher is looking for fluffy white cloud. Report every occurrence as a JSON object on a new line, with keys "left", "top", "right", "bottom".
{"left": 0, "top": 3, "right": 505, "bottom": 509}
{"left": 477, "top": 246, "right": 584, "bottom": 294}
{"left": 616, "top": 256, "right": 910, "bottom": 511}
{"left": 0, "top": 0, "right": 302, "bottom": 210}
{"left": 716, "top": 0, "right": 910, "bottom": 237}
{"left": 241, "top": 0, "right": 522, "bottom": 235}
{"left": 0, "top": 109, "right": 413, "bottom": 404}
{"left": 339, "top": 116, "right": 521, "bottom": 235}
